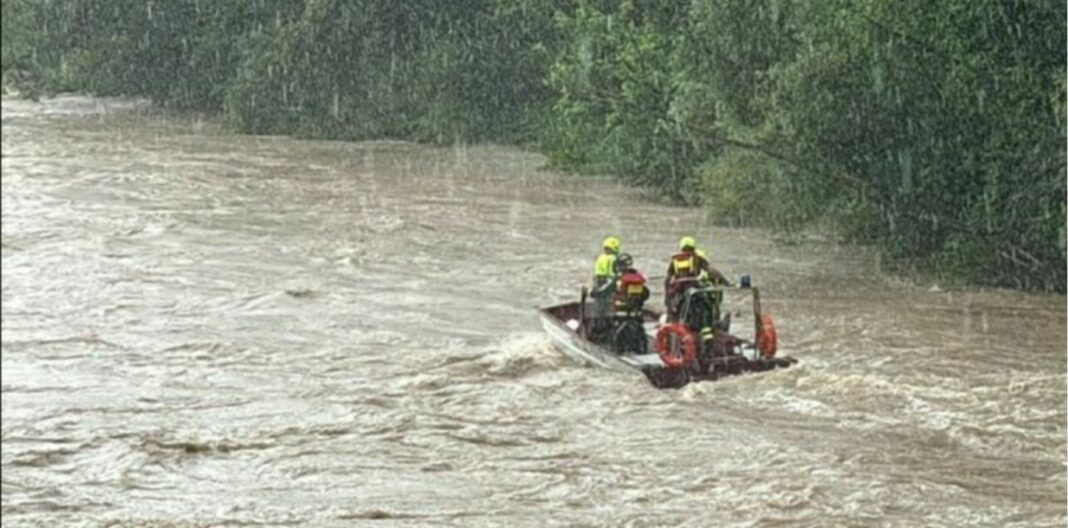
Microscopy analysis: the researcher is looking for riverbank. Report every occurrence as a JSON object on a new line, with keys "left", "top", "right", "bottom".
{"left": 3, "top": 0, "right": 1065, "bottom": 292}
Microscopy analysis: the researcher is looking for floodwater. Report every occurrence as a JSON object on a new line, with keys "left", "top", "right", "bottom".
{"left": 2, "top": 96, "right": 1065, "bottom": 527}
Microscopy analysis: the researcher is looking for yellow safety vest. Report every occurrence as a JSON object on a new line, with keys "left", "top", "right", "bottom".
{"left": 594, "top": 253, "right": 617, "bottom": 280}
{"left": 672, "top": 253, "right": 696, "bottom": 277}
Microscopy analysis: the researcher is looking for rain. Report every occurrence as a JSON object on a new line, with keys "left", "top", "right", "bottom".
{"left": 1, "top": 0, "right": 1066, "bottom": 526}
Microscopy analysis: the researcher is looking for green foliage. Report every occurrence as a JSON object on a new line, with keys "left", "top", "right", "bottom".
{"left": 755, "top": 0, "right": 1067, "bottom": 290}
{"left": 3, "top": 0, "right": 303, "bottom": 108}
{"left": 683, "top": 0, "right": 1066, "bottom": 291}
{"left": 2, "top": 0, "right": 40, "bottom": 95}
{"left": 2, "top": 0, "right": 1064, "bottom": 290}
{"left": 688, "top": 0, "right": 799, "bottom": 129}
{"left": 544, "top": 1, "right": 707, "bottom": 202}
{"left": 224, "top": 0, "right": 562, "bottom": 142}
{"left": 2, "top": 0, "right": 35, "bottom": 72}
{"left": 701, "top": 149, "right": 831, "bottom": 230}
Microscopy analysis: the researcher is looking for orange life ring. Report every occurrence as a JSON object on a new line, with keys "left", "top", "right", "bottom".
{"left": 755, "top": 314, "right": 778, "bottom": 358}
{"left": 655, "top": 323, "right": 696, "bottom": 368}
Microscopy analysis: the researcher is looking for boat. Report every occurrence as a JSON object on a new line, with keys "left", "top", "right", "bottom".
{"left": 538, "top": 281, "right": 797, "bottom": 389}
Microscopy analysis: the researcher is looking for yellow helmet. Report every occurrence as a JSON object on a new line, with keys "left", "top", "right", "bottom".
{"left": 602, "top": 236, "right": 621, "bottom": 253}
{"left": 678, "top": 236, "right": 696, "bottom": 250}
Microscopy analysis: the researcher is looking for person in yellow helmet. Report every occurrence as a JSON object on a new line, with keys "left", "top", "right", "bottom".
{"left": 590, "top": 236, "right": 621, "bottom": 341}
{"left": 664, "top": 236, "right": 730, "bottom": 320}
{"left": 593, "top": 236, "right": 620, "bottom": 287}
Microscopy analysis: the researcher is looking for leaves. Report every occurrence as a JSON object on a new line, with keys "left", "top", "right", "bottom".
{"left": 4, "top": 0, "right": 1064, "bottom": 290}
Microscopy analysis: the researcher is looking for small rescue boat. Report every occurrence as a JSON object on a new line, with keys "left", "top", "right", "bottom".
{"left": 537, "top": 282, "right": 797, "bottom": 389}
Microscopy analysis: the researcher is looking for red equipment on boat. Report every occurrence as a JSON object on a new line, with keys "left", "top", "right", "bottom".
{"left": 655, "top": 323, "right": 696, "bottom": 368}
{"left": 756, "top": 314, "right": 778, "bottom": 358}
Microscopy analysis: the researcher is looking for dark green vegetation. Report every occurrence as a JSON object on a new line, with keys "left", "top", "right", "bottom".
{"left": 3, "top": 0, "right": 1064, "bottom": 291}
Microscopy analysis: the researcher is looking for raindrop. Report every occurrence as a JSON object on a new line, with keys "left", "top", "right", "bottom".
{"left": 899, "top": 149, "right": 913, "bottom": 192}
{"left": 509, "top": 199, "right": 523, "bottom": 238}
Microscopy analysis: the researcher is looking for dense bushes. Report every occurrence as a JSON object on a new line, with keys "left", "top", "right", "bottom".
{"left": 729, "top": 0, "right": 1067, "bottom": 290}
{"left": 223, "top": 1, "right": 560, "bottom": 142}
{"left": 546, "top": 0, "right": 1066, "bottom": 290}
{"left": 544, "top": 1, "right": 706, "bottom": 202}
{"left": 3, "top": 0, "right": 1064, "bottom": 291}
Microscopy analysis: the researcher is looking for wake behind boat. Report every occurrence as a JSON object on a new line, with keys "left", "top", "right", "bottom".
{"left": 539, "top": 283, "right": 797, "bottom": 389}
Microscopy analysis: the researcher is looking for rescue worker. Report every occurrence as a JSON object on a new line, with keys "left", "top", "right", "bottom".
{"left": 664, "top": 236, "right": 731, "bottom": 322}
{"left": 610, "top": 252, "right": 650, "bottom": 354}
{"left": 593, "top": 236, "right": 621, "bottom": 293}
{"left": 589, "top": 236, "right": 621, "bottom": 342}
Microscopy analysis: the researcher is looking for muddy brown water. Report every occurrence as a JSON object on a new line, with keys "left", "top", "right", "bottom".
{"left": 2, "top": 96, "right": 1065, "bottom": 527}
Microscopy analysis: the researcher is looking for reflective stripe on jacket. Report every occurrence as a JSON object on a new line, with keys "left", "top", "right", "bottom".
{"left": 671, "top": 252, "right": 698, "bottom": 278}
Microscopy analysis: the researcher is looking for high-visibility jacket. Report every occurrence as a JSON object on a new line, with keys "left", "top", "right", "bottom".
{"left": 664, "top": 250, "right": 714, "bottom": 299}
{"left": 664, "top": 250, "right": 729, "bottom": 297}
{"left": 591, "top": 252, "right": 618, "bottom": 300}
{"left": 670, "top": 251, "right": 701, "bottom": 279}
{"left": 593, "top": 253, "right": 616, "bottom": 280}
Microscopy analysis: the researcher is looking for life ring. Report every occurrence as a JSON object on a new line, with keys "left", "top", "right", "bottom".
{"left": 755, "top": 314, "right": 778, "bottom": 358}
{"left": 655, "top": 323, "right": 696, "bottom": 368}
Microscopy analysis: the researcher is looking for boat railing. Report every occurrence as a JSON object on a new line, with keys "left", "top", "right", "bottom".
{"left": 669, "top": 279, "right": 764, "bottom": 340}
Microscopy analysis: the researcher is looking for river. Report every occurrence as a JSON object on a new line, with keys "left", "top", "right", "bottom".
{"left": 2, "top": 96, "right": 1065, "bottom": 527}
